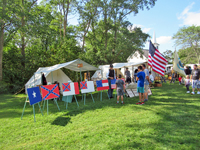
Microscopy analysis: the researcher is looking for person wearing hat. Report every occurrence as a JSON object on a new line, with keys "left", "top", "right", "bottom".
{"left": 106, "top": 64, "right": 116, "bottom": 98}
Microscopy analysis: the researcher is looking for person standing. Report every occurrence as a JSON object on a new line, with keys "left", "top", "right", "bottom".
{"left": 41, "top": 73, "right": 47, "bottom": 85}
{"left": 178, "top": 75, "right": 182, "bottom": 85}
{"left": 161, "top": 71, "right": 166, "bottom": 83}
{"left": 170, "top": 68, "right": 175, "bottom": 83}
{"left": 185, "top": 75, "right": 190, "bottom": 93}
{"left": 115, "top": 74, "right": 125, "bottom": 104}
{"left": 142, "top": 64, "right": 149, "bottom": 102}
{"left": 185, "top": 66, "right": 191, "bottom": 75}
{"left": 106, "top": 64, "right": 115, "bottom": 98}
{"left": 190, "top": 64, "right": 200, "bottom": 95}
{"left": 134, "top": 69, "right": 138, "bottom": 83}
{"left": 125, "top": 68, "right": 131, "bottom": 84}
{"left": 136, "top": 66, "right": 145, "bottom": 105}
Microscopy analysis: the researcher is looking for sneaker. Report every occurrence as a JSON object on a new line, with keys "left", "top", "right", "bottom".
{"left": 140, "top": 102, "right": 144, "bottom": 105}
{"left": 191, "top": 92, "right": 195, "bottom": 95}
{"left": 144, "top": 99, "right": 148, "bottom": 102}
{"left": 136, "top": 102, "right": 141, "bottom": 105}
{"left": 186, "top": 91, "right": 190, "bottom": 93}
{"left": 197, "top": 92, "right": 200, "bottom": 94}
{"left": 121, "top": 102, "right": 124, "bottom": 104}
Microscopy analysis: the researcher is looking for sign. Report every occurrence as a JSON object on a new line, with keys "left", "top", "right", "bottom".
{"left": 77, "top": 63, "right": 83, "bottom": 68}
{"left": 27, "top": 87, "right": 42, "bottom": 105}
{"left": 111, "top": 79, "right": 116, "bottom": 89}
{"left": 41, "top": 84, "right": 60, "bottom": 100}
{"left": 62, "top": 82, "right": 80, "bottom": 96}
{"left": 126, "top": 89, "right": 135, "bottom": 97}
{"left": 96, "top": 80, "right": 109, "bottom": 91}
{"left": 80, "top": 81, "right": 95, "bottom": 93}
{"left": 132, "top": 90, "right": 139, "bottom": 96}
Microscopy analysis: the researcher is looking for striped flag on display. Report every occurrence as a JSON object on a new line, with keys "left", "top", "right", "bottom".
{"left": 148, "top": 41, "right": 168, "bottom": 76}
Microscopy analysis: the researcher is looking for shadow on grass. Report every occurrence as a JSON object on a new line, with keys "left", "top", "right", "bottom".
{"left": 51, "top": 116, "right": 72, "bottom": 126}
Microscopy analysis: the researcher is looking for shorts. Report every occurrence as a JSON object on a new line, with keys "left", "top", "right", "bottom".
{"left": 117, "top": 89, "right": 124, "bottom": 96}
{"left": 126, "top": 77, "right": 131, "bottom": 83}
{"left": 137, "top": 87, "right": 144, "bottom": 93}
{"left": 144, "top": 85, "right": 149, "bottom": 93}
{"left": 192, "top": 80, "right": 200, "bottom": 88}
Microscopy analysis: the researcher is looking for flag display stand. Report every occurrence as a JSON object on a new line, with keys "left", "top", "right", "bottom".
{"left": 21, "top": 95, "right": 43, "bottom": 122}
{"left": 97, "top": 90, "right": 110, "bottom": 101}
{"left": 83, "top": 93, "right": 95, "bottom": 105}
{"left": 42, "top": 98, "right": 60, "bottom": 115}
{"left": 63, "top": 95, "right": 79, "bottom": 109}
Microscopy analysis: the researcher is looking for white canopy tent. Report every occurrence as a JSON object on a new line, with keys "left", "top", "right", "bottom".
{"left": 25, "top": 68, "right": 71, "bottom": 94}
{"left": 25, "top": 59, "right": 99, "bottom": 92}
{"left": 91, "top": 61, "right": 147, "bottom": 80}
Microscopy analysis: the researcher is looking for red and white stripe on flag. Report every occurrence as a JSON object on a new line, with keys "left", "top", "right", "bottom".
{"left": 62, "top": 82, "right": 79, "bottom": 96}
{"left": 148, "top": 49, "right": 168, "bottom": 76}
{"left": 80, "top": 81, "right": 95, "bottom": 94}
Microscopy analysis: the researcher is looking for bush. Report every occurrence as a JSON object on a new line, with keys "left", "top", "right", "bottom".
{"left": 0, "top": 81, "right": 23, "bottom": 94}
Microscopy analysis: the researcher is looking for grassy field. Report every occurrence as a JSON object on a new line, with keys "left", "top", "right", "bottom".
{"left": 0, "top": 82, "right": 200, "bottom": 150}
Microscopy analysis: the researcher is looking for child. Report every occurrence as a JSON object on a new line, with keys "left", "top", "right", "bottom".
{"left": 185, "top": 75, "right": 190, "bottom": 93}
{"left": 149, "top": 71, "right": 154, "bottom": 83}
{"left": 136, "top": 66, "right": 145, "bottom": 105}
{"left": 178, "top": 75, "right": 182, "bottom": 85}
{"left": 115, "top": 74, "right": 125, "bottom": 104}
{"left": 149, "top": 71, "right": 154, "bottom": 88}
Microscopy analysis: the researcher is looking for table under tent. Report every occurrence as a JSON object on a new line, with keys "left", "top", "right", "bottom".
{"left": 23, "top": 59, "right": 99, "bottom": 118}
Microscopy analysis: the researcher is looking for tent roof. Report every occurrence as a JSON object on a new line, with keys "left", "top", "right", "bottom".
{"left": 98, "top": 61, "right": 147, "bottom": 69}
{"left": 35, "top": 59, "right": 98, "bottom": 74}
{"left": 124, "top": 61, "right": 147, "bottom": 67}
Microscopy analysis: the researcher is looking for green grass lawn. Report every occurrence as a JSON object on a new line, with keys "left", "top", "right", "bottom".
{"left": 0, "top": 82, "right": 200, "bottom": 150}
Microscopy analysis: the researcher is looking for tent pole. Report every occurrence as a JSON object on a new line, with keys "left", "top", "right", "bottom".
{"left": 51, "top": 72, "right": 53, "bottom": 83}
{"left": 76, "top": 72, "right": 78, "bottom": 82}
{"left": 34, "top": 74, "right": 35, "bottom": 87}
{"left": 79, "top": 59, "right": 82, "bottom": 81}
{"left": 132, "top": 65, "right": 133, "bottom": 82}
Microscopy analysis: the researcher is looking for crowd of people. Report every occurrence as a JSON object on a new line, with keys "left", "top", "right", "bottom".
{"left": 107, "top": 63, "right": 200, "bottom": 105}
{"left": 107, "top": 64, "right": 150, "bottom": 105}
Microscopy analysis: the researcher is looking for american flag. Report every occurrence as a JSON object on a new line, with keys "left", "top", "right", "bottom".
{"left": 148, "top": 41, "right": 168, "bottom": 76}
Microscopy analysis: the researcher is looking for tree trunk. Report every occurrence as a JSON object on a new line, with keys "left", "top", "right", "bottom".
{"left": 0, "top": 0, "right": 6, "bottom": 81}
{"left": 60, "top": 16, "right": 62, "bottom": 40}
{"left": 0, "top": 25, "right": 4, "bottom": 81}
{"left": 63, "top": 0, "right": 70, "bottom": 37}
{"left": 104, "top": 13, "right": 108, "bottom": 50}
{"left": 21, "top": 0, "right": 25, "bottom": 68}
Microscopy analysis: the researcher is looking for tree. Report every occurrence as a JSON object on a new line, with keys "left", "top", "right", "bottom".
{"left": 162, "top": 50, "right": 173, "bottom": 64}
{"left": 77, "top": 0, "right": 156, "bottom": 64}
{"left": 0, "top": 0, "right": 21, "bottom": 81}
{"left": 178, "top": 47, "right": 199, "bottom": 64}
{"left": 173, "top": 25, "right": 200, "bottom": 64}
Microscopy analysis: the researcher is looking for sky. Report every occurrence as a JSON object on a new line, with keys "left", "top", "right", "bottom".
{"left": 126, "top": 0, "right": 200, "bottom": 53}
{"left": 38, "top": 0, "right": 200, "bottom": 53}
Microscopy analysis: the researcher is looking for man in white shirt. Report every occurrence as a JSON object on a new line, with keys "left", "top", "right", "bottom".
{"left": 106, "top": 64, "right": 116, "bottom": 98}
